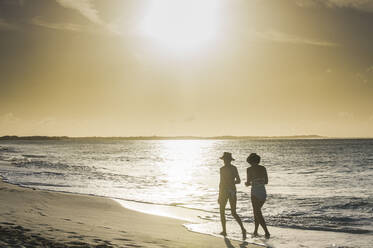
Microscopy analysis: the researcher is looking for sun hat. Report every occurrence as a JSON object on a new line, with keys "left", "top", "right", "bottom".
{"left": 220, "top": 152, "right": 235, "bottom": 161}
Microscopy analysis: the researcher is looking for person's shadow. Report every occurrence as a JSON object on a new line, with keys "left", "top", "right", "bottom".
{"left": 224, "top": 237, "right": 250, "bottom": 248}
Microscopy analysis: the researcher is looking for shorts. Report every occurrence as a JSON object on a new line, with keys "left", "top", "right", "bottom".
{"left": 219, "top": 189, "right": 237, "bottom": 204}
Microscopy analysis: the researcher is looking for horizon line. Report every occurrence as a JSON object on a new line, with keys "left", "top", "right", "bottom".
{"left": 1, "top": 134, "right": 373, "bottom": 140}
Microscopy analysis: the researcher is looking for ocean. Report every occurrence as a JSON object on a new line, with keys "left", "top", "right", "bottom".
{"left": 0, "top": 139, "right": 372, "bottom": 248}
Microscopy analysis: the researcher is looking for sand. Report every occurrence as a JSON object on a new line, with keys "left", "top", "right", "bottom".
{"left": 0, "top": 163, "right": 261, "bottom": 248}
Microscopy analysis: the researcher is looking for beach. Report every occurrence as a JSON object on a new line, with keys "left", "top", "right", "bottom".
{"left": 0, "top": 163, "right": 258, "bottom": 248}
{"left": 0, "top": 139, "right": 372, "bottom": 248}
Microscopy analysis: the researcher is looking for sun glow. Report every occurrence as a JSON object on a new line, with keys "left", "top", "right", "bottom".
{"left": 139, "top": 0, "right": 221, "bottom": 51}
{"left": 157, "top": 140, "right": 210, "bottom": 200}
{"left": 159, "top": 140, "right": 203, "bottom": 184}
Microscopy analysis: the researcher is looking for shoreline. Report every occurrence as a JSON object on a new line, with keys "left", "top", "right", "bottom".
{"left": 0, "top": 162, "right": 260, "bottom": 248}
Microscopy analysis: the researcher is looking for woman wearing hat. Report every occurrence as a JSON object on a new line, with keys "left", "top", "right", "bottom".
{"left": 218, "top": 152, "right": 246, "bottom": 239}
{"left": 245, "top": 153, "right": 270, "bottom": 238}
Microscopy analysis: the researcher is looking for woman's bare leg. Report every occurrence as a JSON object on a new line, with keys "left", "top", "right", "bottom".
{"left": 251, "top": 197, "right": 259, "bottom": 235}
{"left": 252, "top": 196, "right": 270, "bottom": 238}
{"left": 229, "top": 194, "right": 246, "bottom": 239}
{"left": 219, "top": 196, "right": 228, "bottom": 236}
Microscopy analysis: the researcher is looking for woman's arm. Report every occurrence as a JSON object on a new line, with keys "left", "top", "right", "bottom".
{"left": 245, "top": 168, "right": 251, "bottom": 186}
{"left": 234, "top": 166, "right": 241, "bottom": 184}
{"left": 264, "top": 167, "right": 268, "bottom": 184}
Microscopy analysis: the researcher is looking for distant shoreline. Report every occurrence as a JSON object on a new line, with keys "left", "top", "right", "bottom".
{"left": 1, "top": 134, "right": 369, "bottom": 141}
{"left": 1, "top": 135, "right": 373, "bottom": 141}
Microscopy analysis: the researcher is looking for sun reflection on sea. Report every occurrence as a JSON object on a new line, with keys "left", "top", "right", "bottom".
{"left": 157, "top": 140, "right": 214, "bottom": 203}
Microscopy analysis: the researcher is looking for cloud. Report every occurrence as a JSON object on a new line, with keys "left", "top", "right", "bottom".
{"left": 31, "top": 16, "right": 86, "bottom": 32}
{"left": 55, "top": 0, "right": 103, "bottom": 25}
{"left": 255, "top": 30, "right": 339, "bottom": 47}
{"left": 295, "top": 0, "right": 373, "bottom": 13}
{"left": 0, "top": 18, "right": 17, "bottom": 31}
{"left": 54, "top": 0, "right": 122, "bottom": 35}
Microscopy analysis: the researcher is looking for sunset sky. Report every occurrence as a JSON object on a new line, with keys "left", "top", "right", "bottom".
{"left": 1, "top": 0, "right": 373, "bottom": 137}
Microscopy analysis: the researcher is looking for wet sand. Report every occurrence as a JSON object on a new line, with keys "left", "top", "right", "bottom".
{"left": 0, "top": 162, "right": 260, "bottom": 248}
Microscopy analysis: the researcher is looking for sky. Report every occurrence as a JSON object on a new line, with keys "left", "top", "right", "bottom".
{"left": 0, "top": 0, "right": 373, "bottom": 137}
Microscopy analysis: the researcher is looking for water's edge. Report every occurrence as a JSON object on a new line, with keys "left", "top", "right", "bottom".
{"left": 0, "top": 166, "right": 264, "bottom": 247}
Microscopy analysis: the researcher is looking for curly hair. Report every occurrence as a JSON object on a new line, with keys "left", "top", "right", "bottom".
{"left": 247, "top": 153, "right": 260, "bottom": 164}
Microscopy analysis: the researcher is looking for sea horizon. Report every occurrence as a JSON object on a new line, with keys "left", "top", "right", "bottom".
{"left": 1, "top": 134, "right": 373, "bottom": 141}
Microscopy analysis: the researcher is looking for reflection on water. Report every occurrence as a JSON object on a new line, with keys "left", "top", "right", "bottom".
{"left": 157, "top": 140, "right": 223, "bottom": 204}
{"left": 160, "top": 140, "right": 205, "bottom": 197}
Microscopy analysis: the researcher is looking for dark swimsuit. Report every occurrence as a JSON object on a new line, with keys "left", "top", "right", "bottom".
{"left": 251, "top": 178, "right": 267, "bottom": 201}
{"left": 247, "top": 165, "right": 268, "bottom": 201}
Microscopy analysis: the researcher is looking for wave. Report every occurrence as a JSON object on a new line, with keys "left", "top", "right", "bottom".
{"left": 273, "top": 222, "right": 371, "bottom": 234}
{"left": 12, "top": 160, "right": 92, "bottom": 172}
{"left": 30, "top": 171, "right": 65, "bottom": 177}
{"left": 266, "top": 213, "right": 372, "bottom": 234}
{"left": 19, "top": 182, "right": 71, "bottom": 188}
{"left": 270, "top": 194, "right": 373, "bottom": 213}
{"left": 22, "top": 154, "right": 47, "bottom": 158}
{"left": 321, "top": 200, "right": 373, "bottom": 213}
{"left": 0, "top": 146, "right": 18, "bottom": 153}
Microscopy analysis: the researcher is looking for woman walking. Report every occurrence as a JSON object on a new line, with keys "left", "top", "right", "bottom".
{"left": 218, "top": 152, "right": 247, "bottom": 240}
{"left": 245, "top": 153, "right": 270, "bottom": 238}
